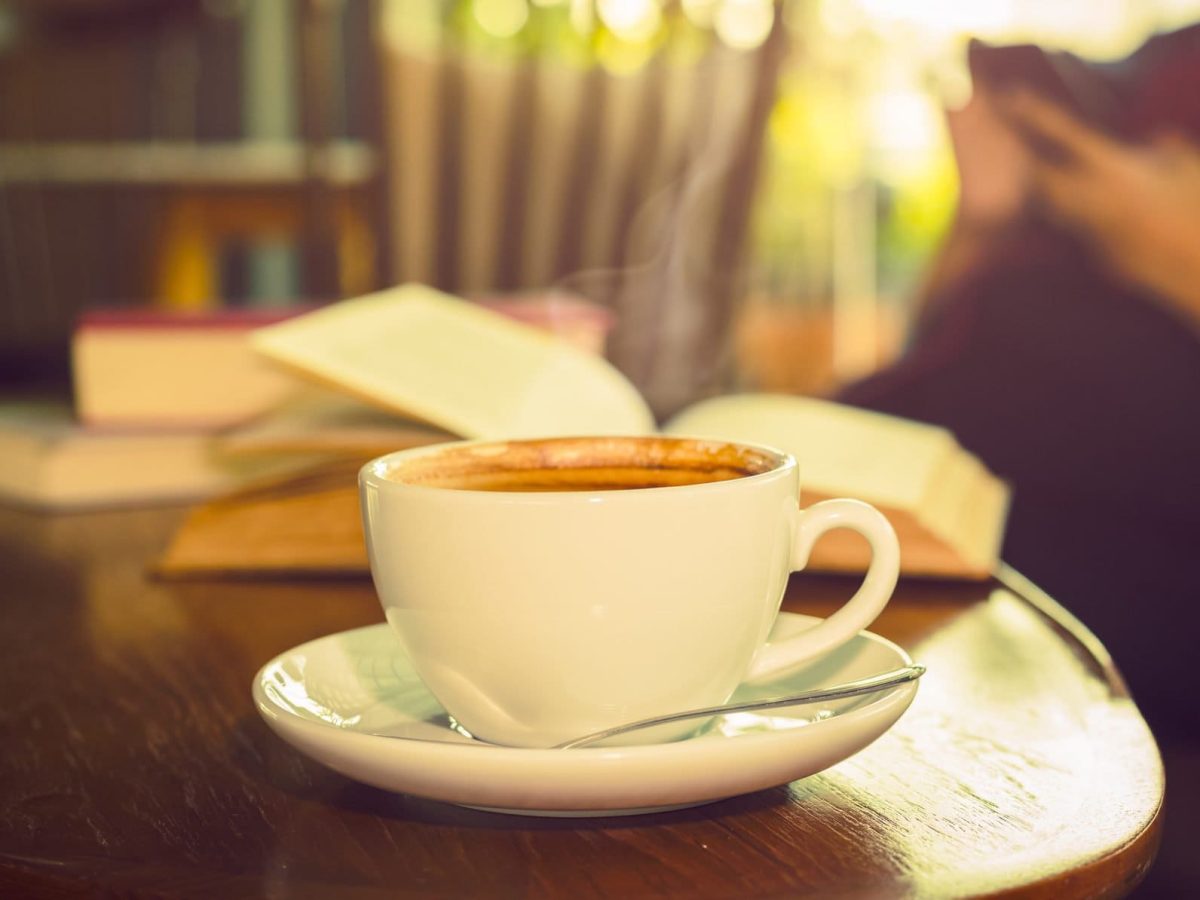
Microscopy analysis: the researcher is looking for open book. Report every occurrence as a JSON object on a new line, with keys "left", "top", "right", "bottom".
{"left": 159, "top": 285, "right": 1009, "bottom": 579}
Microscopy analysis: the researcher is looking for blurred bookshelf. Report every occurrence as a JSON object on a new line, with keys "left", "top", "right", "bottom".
{"left": 0, "top": 0, "right": 379, "bottom": 384}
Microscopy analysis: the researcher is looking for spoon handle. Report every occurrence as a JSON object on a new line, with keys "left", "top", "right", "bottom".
{"left": 555, "top": 664, "right": 926, "bottom": 749}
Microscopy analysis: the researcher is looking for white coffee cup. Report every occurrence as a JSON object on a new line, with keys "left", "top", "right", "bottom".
{"left": 359, "top": 435, "right": 900, "bottom": 748}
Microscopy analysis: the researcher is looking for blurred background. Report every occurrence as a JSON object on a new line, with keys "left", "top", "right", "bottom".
{"left": 2, "top": 0, "right": 1198, "bottom": 411}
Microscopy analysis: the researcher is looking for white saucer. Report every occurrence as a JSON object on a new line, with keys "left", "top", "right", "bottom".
{"left": 252, "top": 613, "right": 918, "bottom": 816}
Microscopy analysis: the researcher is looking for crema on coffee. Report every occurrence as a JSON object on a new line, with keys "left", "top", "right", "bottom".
{"left": 383, "top": 436, "right": 785, "bottom": 492}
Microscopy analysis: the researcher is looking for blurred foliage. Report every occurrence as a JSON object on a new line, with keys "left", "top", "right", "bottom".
{"left": 384, "top": 0, "right": 1200, "bottom": 313}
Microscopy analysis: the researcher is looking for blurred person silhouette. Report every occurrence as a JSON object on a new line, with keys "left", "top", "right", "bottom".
{"left": 840, "top": 25, "right": 1200, "bottom": 740}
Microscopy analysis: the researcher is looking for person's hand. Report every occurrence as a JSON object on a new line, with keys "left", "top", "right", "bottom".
{"left": 912, "top": 84, "right": 1037, "bottom": 321}
{"left": 946, "top": 85, "right": 1036, "bottom": 230}
{"left": 1000, "top": 89, "right": 1200, "bottom": 328}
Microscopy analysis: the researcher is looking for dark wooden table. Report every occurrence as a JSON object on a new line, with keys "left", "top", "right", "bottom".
{"left": 0, "top": 505, "right": 1163, "bottom": 898}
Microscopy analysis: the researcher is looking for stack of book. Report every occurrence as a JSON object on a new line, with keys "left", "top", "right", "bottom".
{"left": 1, "top": 307, "right": 310, "bottom": 511}
{"left": 0, "top": 295, "right": 615, "bottom": 513}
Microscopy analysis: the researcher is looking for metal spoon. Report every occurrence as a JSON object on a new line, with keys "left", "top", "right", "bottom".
{"left": 554, "top": 664, "right": 925, "bottom": 749}
{"left": 368, "top": 665, "right": 924, "bottom": 749}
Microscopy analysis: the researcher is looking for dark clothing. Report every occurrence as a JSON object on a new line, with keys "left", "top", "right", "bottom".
{"left": 842, "top": 24, "right": 1200, "bottom": 739}
{"left": 841, "top": 209, "right": 1200, "bottom": 741}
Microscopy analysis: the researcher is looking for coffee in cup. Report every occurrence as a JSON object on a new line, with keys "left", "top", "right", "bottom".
{"left": 359, "top": 435, "right": 899, "bottom": 748}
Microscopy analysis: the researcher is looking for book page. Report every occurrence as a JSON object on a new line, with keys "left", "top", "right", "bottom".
{"left": 251, "top": 286, "right": 654, "bottom": 440}
{"left": 664, "top": 393, "right": 958, "bottom": 509}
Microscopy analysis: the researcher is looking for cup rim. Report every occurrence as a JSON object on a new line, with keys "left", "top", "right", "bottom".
{"left": 359, "top": 434, "right": 796, "bottom": 500}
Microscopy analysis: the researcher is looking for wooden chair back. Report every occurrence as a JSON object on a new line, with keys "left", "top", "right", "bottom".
{"left": 376, "top": 10, "right": 787, "bottom": 415}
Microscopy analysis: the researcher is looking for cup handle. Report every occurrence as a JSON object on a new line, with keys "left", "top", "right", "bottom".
{"left": 743, "top": 499, "right": 900, "bottom": 684}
